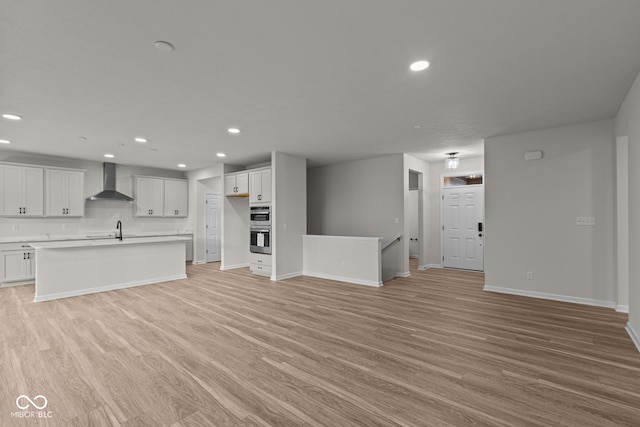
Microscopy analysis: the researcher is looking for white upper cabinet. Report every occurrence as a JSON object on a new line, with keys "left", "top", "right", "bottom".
{"left": 45, "top": 169, "right": 85, "bottom": 217}
{"left": 225, "top": 172, "right": 249, "bottom": 196}
{"left": 249, "top": 168, "right": 272, "bottom": 204}
{"left": 163, "top": 179, "right": 188, "bottom": 217}
{"left": 0, "top": 164, "right": 44, "bottom": 216}
{"left": 135, "top": 177, "right": 164, "bottom": 217}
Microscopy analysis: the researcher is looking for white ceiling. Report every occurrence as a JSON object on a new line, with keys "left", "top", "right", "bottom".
{"left": 1, "top": 1, "right": 640, "bottom": 170}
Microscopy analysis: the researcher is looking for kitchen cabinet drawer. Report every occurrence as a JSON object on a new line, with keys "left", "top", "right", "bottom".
{"left": 45, "top": 169, "right": 85, "bottom": 217}
{"left": 134, "top": 176, "right": 164, "bottom": 217}
{"left": 250, "top": 263, "right": 272, "bottom": 277}
{"left": 249, "top": 168, "right": 271, "bottom": 204}
{"left": 0, "top": 164, "right": 44, "bottom": 217}
{"left": 1, "top": 249, "right": 35, "bottom": 283}
{"left": 225, "top": 172, "right": 249, "bottom": 196}
{"left": 163, "top": 179, "right": 188, "bottom": 217}
{"left": 249, "top": 253, "right": 272, "bottom": 267}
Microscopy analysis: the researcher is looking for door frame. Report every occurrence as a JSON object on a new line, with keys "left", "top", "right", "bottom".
{"left": 440, "top": 170, "right": 484, "bottom": 270}
{"left": 204, "top": 192, "right": 222, "bottom": 263}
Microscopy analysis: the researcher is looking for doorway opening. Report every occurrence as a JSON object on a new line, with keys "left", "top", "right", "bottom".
{"left": 205, "top": 193, "right": 222, "bottom": 263}
{"left": 408, "top": 170, "right": 424, "bottom": 271}
{"left": 441, "top": 171, "right": 484, "bottom": 271}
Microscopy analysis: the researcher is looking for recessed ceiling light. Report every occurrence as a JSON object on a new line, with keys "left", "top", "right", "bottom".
{"left": 134, "top": 137, "right": 147, "bottom": 143}
{"left": 413, "top": 125, "right": 422, "bottom": 129}
{"left": 154, "top": 41, "right": 175, "bottom": 52}
{"left": 217, "top": 152, "right": 226, "bottom": 157}
{"left": 0, "top": 139, "right": 11, "bottom": 144}
{"left": 177, "top": 163, "right": 186, "bottom": 168}
{"left": 104, "top": 154, "right": 115, "bottom": 158}
{"left": 409, "top": 60, "right": 430, "bottom": 71}
{"left": 150, "top": 148, "right": 158, "bottom": 151}
{"left": 2, "top": 113, "right": 22, "bottom": 120}
{"left": 227, "top": 128, "right": 240, "bottom": 134}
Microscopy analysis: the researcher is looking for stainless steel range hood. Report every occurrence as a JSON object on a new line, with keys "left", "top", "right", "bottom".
{"left": 87, "top": 162, "right": 134, "bottom": 201}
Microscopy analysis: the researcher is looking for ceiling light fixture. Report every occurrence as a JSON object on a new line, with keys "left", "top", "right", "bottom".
{"left": 2, "top": 113, "right": 22, "bottom": 120}
{"left": 410, "top": 60, "right": 430, "bottom": 71}
{"left": 227, "top": 128, "right": 240, "bottom": 134}
{"left": 217, "top": 153, "right": 226, "bottom": 157}
{"left": 154, "top": 41, "right": 175, "bottom": 52}
{"left": 0, "top": 139, "right": 11, "bottom": 144}
{"left": 134, "top": 137, "right": 147, "bottom": 143}
{"left": 104, "top": 154, "right": 115, "bottom": 158}
{"left": 177, "top": 163, "right": 186, "bottom": 168}
{"left": 444, "top": 152, "right": 460, "bottom": 169}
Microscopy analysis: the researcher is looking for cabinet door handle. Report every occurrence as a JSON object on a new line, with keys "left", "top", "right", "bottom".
{"left": 27, "top": 253, "right": 31, "bottom": 259}
{"left": 23, "top": 207, "right": 26, "bottom": 214}
{"left": 23, "top": 253, "right": 26, "bottom": 259}
{"left": 258, "top": 195, "right": 262, "bottom": 201}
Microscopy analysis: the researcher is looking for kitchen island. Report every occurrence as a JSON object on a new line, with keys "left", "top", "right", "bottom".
{"left": 31, "top": 236, "right": 191, "bottom": 302}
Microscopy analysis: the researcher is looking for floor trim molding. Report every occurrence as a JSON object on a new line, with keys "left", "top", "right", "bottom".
{"left": 303, "top": 271, "right": 383, "bottom": 288}
{"left": 418, "top": 264, "right": 442, "bottom": 270}
{"left": 220, "top": 262, "right": 250, "bottom": 270}
{"left": 616, "top": 304, "right": 630, "bottom": 313}
{"left": 34, "top": 274, "right": 187, "bottom": 302}
{"left": 626, "top": 323, "right": 640, "bottom": 353}
{"left": 272, "top": 271, "right": 303, "bottom": 281}
{"left": 396, "top": 271, "right": 411, "bottom": 278}
{"left": 483, "top": 285, "right": 616, "bottom": 309}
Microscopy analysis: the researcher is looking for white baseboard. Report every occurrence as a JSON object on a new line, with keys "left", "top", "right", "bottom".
{"left": 192, "top": 260, "right": 206, "bottom": 265}
{"left": 272, "top": 271, "right": 303, "bottom": 281}
{"left": 616, "top": 305, "right": 630, "bottom": 313}
{"left": 1, "top": 280, "right": 35, "bottom": 288}
{"left": 418, "top": 264, "right": 442, "bottom": 270}
{"left": 626, "top": 323, "right": 640, "bottom": 353}
{"left": 409, "top": 255, "right": 419, "bottom": 259}
{"left": 34, "top": 274, "right": 187, "bottom": 302}
{"left": 483, "top": 285, "right": 616, "bottom": 309}
{"left": 220, "top": 262, "right": 249, "bottom": 270}
{"left": 303, "top": 271, "right": 383, "bottom": 287}
{"left": 396, "top": 271, "right": 411, "bottom": 278}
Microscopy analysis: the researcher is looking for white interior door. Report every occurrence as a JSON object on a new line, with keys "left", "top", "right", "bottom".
{"left": 443, "top": 186, "right": 484, "bottom": 271}
{"left": 205, "top": 193, "right": 221, "bottom": 262}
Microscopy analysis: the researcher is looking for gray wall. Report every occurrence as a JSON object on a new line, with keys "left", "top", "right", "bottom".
{"left": 484, "top": 120, "right": 616, "bottom": 305}
{"left": 273, "top": 152, "right": 307, "bottom": 279}
{"left": 615, "top": 70, "right": 640, "bottom": 341}
{"left": 308, "top": 154, "right": 405, "bottom": 278}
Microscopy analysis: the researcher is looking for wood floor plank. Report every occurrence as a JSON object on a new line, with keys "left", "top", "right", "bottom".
{"left": 1, "top": 260, "right": 639, "bottom": 426}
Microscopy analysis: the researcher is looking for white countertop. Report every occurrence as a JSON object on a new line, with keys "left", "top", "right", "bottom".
{"left": 0, "top": 231, "right": 194, "bottom": 244}
{"left": 30, "top": 235, "right": 192, "bottom": 250}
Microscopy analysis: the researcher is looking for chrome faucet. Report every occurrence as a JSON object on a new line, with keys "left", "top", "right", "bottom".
{"left": 116, "top": 220, "right": 123, "bottom": 241}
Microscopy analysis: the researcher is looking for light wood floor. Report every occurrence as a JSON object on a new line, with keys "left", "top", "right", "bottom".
{"left": 1, "top": 261, "right": 639, "bottom": 426}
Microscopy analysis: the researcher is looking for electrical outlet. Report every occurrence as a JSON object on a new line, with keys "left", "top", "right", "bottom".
{"left": 576, "top": 217, "right": 595, "bottom": 226}
{"left": 526, "top": 272, "right": 533, "bottom": 280}
{"left": 394, "top": 218, "right": 399, "bottom": 224}
{"left": 12, "top": 224, "right": 19, "bottom": 231}
{"left": 61, "top": 223, "right": 68, "bottom": 231}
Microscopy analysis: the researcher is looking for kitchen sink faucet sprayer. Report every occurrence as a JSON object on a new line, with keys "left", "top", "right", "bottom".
{"left": 116, "top": 220, "right": 123, "bottom": 241}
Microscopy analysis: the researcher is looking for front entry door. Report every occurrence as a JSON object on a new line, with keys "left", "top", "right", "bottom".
{"left": 442, "top": 186, "right": 484, "bottom": 271}
{"left": 205, "top": 194, "right": 221, "bottom": 262}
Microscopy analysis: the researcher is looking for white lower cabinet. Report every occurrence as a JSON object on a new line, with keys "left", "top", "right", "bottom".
{"left": 1, "top": 249, "right": 35, "bottom": 284}
{"left": 249, "top": 253, "right": 272, "bottom": 277}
